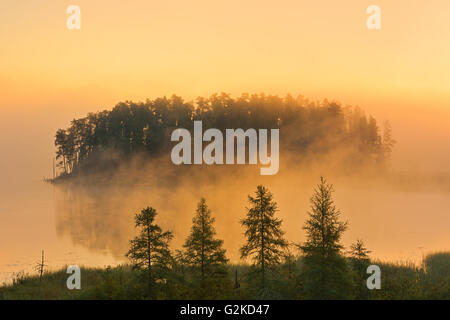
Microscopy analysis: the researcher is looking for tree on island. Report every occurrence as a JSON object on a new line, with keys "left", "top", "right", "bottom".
{"left": 300, "top": 177, "right": 353, "bottom": 299}
{"left": 240, "top": 185, "right": 288, "bottom": 287}
{"left": 183, "top": 198, "right": 228, "bottom": 282}
{"left": 126, "top": 206, "right": 173, "bottom": 298}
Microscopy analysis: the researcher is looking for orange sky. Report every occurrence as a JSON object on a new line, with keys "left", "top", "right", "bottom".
{"left": 1, "top": 0, "right": 449, "bottom": 109}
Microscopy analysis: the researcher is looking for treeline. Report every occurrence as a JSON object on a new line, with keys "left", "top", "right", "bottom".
{"left": 54, "top": 94, "right": 395, "bottom": 176}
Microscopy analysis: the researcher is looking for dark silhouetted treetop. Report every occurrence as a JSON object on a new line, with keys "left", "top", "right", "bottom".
{"left": 240, "top": 185, "right": 288, "bottom": 285}
{"left": 300, "top": 177, "right": 348, "bottom": 258}
{"left": 126, "top": 207, "right": 173, "bottom": 272}
{"left": 299, "top": 177, "right": 353, "bottom": 299}
{"left": 182, "top": 198, "right": 228, "bottom": 281}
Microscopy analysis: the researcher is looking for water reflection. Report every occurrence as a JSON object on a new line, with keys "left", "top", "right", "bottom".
{"left": 51, "top": 172, "right": 450, "bottom": 269}
{"left": 55, "top": 184, "right": 137, "bottom": 258}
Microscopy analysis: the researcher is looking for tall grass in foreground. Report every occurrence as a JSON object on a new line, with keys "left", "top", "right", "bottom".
{"left": 0, "top": 253, "right": 448, "bottom": 300}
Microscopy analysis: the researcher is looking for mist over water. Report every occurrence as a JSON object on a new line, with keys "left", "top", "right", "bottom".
{"left": 52, "top": 157, "right": 450, "bottom": 264}
{"left": 1, "top": 103, "right": 450, "bottom": 284}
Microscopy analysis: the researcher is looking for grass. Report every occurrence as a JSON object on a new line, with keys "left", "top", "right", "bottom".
{"left": 1, "top": 253, "right": 448, "bottom": 300}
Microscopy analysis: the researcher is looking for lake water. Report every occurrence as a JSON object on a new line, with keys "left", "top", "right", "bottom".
{"left": 0, "top": 179, "right": 120, "bottom": 284}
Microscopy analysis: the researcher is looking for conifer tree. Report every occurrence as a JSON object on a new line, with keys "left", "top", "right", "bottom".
{"left": 183, "top": 198, "right": 228, "bottom": 281}
{"left": 126, "top": 206, "right": 173, "bottom": 297}
{"left": 349, "top": 239, "right": 371, "bottom": 299}
{"left": 240, "top": 185, "right": 288, "bottom": 286}
{"left": 349, "top": 239, "right": 371, "bottom": 261}
{"left": 300, "top": 177, "right": 353, "bottom": 299}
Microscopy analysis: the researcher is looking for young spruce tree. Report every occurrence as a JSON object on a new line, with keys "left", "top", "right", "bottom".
{"left": 240, "top": 185, "right": 288, "bottom": 286}
{"left": 183, "top": 198, "right": 228, "bottom": 282}
{"left": 300, "top": 177, "right": 353, "bottom": 299}
{"left": 348, "top": 239, "right": 371, "bottom": 299}
{"left": 126, "top": 206, "right": 173, "bottom": 297}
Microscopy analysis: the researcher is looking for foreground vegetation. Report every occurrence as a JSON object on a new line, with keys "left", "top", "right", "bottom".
{"left": 1, "top": 178, "right": 448, "bottom": 300}
{"left": 1, "top": 253, "right": 448, "bottom": 300}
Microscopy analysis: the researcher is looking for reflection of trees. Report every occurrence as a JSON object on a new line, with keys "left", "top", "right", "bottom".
{"left": 54, "top": 184, "right": 136, "bottom": 258}
{"left": 54, "top": 182, "right": 184, "bottom": 259}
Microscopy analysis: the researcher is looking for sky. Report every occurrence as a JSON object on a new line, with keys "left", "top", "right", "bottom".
{"left": 1, "top": 0, "right": 449, "bottom": 108}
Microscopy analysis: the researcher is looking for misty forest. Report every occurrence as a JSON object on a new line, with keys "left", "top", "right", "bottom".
{"left": 1, "top": 94, "right": 448, "bottom": 300}
{"left": 52, "top": 93, "right": 395, "bottom": 178}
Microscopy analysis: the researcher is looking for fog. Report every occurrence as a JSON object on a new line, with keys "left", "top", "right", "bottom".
{"left": 1, "top": 100, "right": 450, "bottom": 284}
